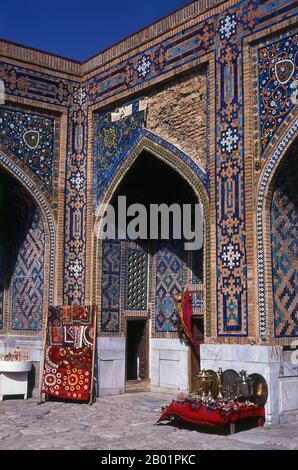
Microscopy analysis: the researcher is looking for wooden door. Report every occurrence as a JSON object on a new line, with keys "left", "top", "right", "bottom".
{"left": 137, "top": 320, "right": 149, "bottom": 380}
{"left": 190, "top": 317, "right": 204, "bottom": 392}
{"left": 126, "top": 320, "right": 149, "bottom": 381}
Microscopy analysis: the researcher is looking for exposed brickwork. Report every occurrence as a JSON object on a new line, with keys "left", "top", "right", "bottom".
{"left": 146, "top": 69, "right": 207, "bottom": 169}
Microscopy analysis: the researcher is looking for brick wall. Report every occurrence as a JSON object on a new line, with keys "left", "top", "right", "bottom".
{"left": 146, "top": 69, "right": 207, "bottom": 170}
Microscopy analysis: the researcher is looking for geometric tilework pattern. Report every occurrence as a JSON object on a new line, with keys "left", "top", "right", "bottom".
{"left": 93, "top": 101, "right": 145, "bottom": 205}
{"left": 0, "top": 172, "right": 8, "bottom": 330}
{"left": 192, "top": 248, "right": 204, "bottom": 284}
{"left": 0, "top": 0, "right": 297, "bottom": 332}
{"left": 125, "top": 247, "right": 148, "bottom": 311}
{"left": 258, "top": 34, "right": 298, "bottom": 154}
{"left": 257, "top": 119, "right": 298, "bottom": 340}
{"left": 271, "top": 147, "right": 298, "bottom": 338}
{"left": 215, "top": 9, "right": 248, "bottom": 337}
{"left": 0, "top": 150, "right": 56, "bottom": 310}
{"left": 95, "top": 126, "right": 209, "bottom": 205}
{"left": 101, "top": 240, "right": 121, "bottom": 332}
{"left": 155, "top": 241, "right": 184, "bottom": 333}
{"left": 0, "top": 108, "right": 55, "bottom": 193}
{"left": 192, "top": 289, "right": 204, "bottom": 312}
{"left": 63, "top": 121, "right": 87, "bottom": 306}
{"left": 11, "top": 207, "right": 45, "bottom": 331}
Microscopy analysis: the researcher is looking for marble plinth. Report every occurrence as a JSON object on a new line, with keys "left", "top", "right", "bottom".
{"left": 0, "top": 360, "right": 32, "bottom": 400}
{"left": 200, "top": 344, "right": 298, "bottom": 425}
{"left": 0, "top": 336, "right": 42, "bottom": 398}
{"left": 96, "top": 337, "right": 126, "bottom": 396}
{"left": 151, "top": 338, "right": 189, "bottom": 393}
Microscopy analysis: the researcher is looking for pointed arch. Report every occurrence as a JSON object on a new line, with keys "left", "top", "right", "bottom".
{"left": 95, "top": 129, "right": 208, "bottom": 209}
{"left": 256, "top": 118, "right": 298, "bottom": 342}
{"left": 0, "top": 149, "right": 56, "bottom": 311}
{"left": 93, "top": 129, "right": 211, "bottom": 336}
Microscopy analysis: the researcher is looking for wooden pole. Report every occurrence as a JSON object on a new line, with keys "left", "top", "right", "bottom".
{"left": 89, "top": 305, "right": 98, "bottom": 406}
{"left": 38, "top": 306, "right": 49, "bottom": 404}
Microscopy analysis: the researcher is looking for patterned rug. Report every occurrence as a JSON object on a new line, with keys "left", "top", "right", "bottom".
{"left": 41, "top": 305, "right": 97, "bottom": 401}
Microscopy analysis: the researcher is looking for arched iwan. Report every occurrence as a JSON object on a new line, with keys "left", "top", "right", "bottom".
{"left": 0, "top": 150, "right": 56, "bottom": 307}
{"left": 256, "top": 118, "right": 298, "bottom": 341}
{"left": 93, "top": 129, "right": 211, "bottom": 336}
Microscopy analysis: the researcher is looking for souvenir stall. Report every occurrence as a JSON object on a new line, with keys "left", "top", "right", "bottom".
{"left": 156, "top": 292, "right": 268, "bottom": 434}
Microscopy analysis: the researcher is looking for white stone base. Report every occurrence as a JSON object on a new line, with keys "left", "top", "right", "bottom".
{"left": 200, "top": 344, "right": 298, "bottom": 425}
{"left": 0, "top": 335, "right": 191, "bottom": 398}
{"left": 151, "top": 338, "right": 189, "bottom": 393}
{"left": 96, "top": 337, "right": 126, "bottom": 396}
{"left": 96, "top": 337, "right": 190, "bottom": 396}
{"left": 0, "top": 361, "right": 32, "bottom": 400}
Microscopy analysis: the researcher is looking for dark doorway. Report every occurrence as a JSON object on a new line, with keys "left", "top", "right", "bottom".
{"left": 0, "top": 168, "right": 45, "bottom": 331}
{"left": 110, "top": 150, "right": 199, "bottom": 243}
{"left": 126, "top": 319, "right": 149, "bottom": 381}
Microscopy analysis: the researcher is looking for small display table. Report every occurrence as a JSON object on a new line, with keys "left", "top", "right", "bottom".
{"left": 0, "top": 360, "right": 32, "bottom": 400}
{"left": 156, "top": 400, "right": 265, "bottom": 434}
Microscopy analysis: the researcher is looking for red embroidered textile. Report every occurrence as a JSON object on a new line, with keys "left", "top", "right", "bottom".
{"left": 178, "top": 289, "right": 199, "bottom": 354}
{"left": 157, "top": 401, "right": 265, "bottom": 428}
{"left": 41, "top": 305, "right": 97, "bottom": 401}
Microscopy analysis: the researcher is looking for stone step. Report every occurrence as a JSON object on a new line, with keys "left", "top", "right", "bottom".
{"left": 125, "top": 380, "right": 151, "bottom": 393}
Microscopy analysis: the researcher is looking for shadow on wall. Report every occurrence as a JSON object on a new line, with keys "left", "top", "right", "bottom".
{"left": 27, "top": 363, "right": 36, "bottom": 398}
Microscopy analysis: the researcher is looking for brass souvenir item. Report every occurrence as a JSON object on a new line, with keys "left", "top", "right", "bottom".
{"left": 206, "top": 369, "right": 219, "bottom": 398}
{"left": 249, "top": 373, "right": 268, "bottom": 406}
{"left": 217, "top": 368, "right": 224, "bottom": 400}
{"left": 236, "top": 370, "right": 254, "bottom": 401}
{"left": 195, "top": 369, "right": 216, "bottom": 397}
{"left": 222, "top": 369, "right": 239, "bottom": 400}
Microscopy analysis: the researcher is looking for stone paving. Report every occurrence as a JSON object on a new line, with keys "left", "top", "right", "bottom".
{"left": 0, "top": 392, "right": 298, "bottom": 450}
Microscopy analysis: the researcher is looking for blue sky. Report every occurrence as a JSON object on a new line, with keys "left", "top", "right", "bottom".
{"left": 1, "top": 0, "right": 192, "bottom": 61}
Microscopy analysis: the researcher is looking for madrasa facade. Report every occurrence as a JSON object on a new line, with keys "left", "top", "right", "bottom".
{"left": 0, "top": 0, "right": 297, "bottom": 424}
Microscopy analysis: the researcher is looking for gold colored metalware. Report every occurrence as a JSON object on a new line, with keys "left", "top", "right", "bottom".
{"left": 195, "top": 369, "right": 218, "bottom": 398}
{"left": 249, "top": 373, "right": 268, "bottom": 406}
